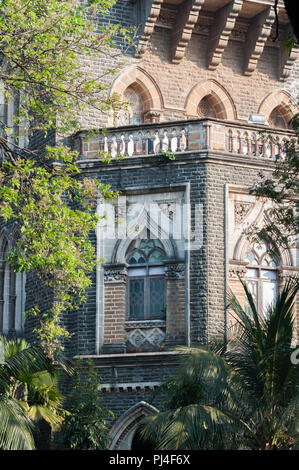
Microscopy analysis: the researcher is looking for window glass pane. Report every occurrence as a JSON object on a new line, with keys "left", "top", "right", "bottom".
{"left": 139, "top": 239, "right": 155, "bottom": 254}
{"left": 129, "top": 279, "right": 145, "bottom": 319}
{"left": 262, "top": 280, "right": 277, "bottom": 315}
{"left": 127, "top": 251, "right": 146, "bottom": 265}
{"left": 148, "top": 249, "right": 164, "bottom": 264}
{"left": 149, "top": 266, "right": 165, "bottom": 275}
{"left": 149, "top": 278, "right": 166, "bottom": 319}
{"left": 261, "top": 269, "right": 277, "bottom": 280}
{"left": 254, "top": 242, "right": 267, "bottom": 257}
{"left": 262, "top": 254, "right": 278, "bottom": 267}
{"left": 128, "top": 267, "right": 147, "bottom": 277}
{"left": 245, "top": 280, "right": 258, "bottom": 314}
{"left": 245, "top": 268, "right": 258, "bottom": 279}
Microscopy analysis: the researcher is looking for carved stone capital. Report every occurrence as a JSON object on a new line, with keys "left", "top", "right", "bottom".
{"left": 143, "top": 110, "right": 162, "bottom": 123}
{"left": 228, "top": 262, "right": 247, "bottom": 279}
{"left": 104, "top": 264, "right": 127, "bottom": 283}
{"left": 165, "top": 262, "right": 185, "bottom": 280}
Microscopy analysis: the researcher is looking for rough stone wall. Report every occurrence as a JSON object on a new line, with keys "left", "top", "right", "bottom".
{"left": 69, "top": 0, "right": 299, "bottom": 130}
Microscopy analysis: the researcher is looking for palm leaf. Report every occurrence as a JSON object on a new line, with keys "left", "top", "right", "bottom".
{"left": 0, "top": 395, "right": 35, "bottom": 450}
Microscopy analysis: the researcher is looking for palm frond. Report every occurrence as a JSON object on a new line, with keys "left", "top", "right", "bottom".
{"left": 0, "top": 395, "right": 35, "bottom": 450}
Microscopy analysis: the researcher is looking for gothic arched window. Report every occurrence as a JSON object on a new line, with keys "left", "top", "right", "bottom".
{"left": 126, "top": 238, "right": 166, "bottom": 321}
{"left": 269, "top": 105, "right": 289, "bottom": 129}
{"left": 0, "top": 237, "right": 25, "bottom": 335}
{"left": 244, "top": 240, "right": 279, "bottom": 316}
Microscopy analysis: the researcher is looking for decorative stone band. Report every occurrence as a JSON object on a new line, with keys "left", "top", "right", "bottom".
{"left": 98, "top": 381, "right": 161, "bottom": 393}
{"left": 228, "top": 262, "right": 248, "bottom": 279}
{"left": 278, "top": 268, "right": 299, "bottom": 283}
{"left": 103, "top": 263, "right": 128, "bottom": 283}
{"left": 165, "top": 262, "right": 185, "bottom": 280}
{"left": 127, "top": 328, "right": 166, "bottom": 348}
{"left": 125, "top": 320, "right": 166, "bottom": 330}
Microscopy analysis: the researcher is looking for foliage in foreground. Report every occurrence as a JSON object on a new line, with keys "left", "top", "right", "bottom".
{"left": 54, "top": 360, "right": 113, "bottom": 450}
{"left": 0, "top": 0, "right": 131, "bottom": 357}
{"left": 140, "top": 279, "right": 299, "bottom": 450}
{"left": 0, "top": 336, "right": 67, "bottom": 450}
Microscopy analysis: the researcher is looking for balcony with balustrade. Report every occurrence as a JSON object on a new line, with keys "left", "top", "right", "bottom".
{"left": 74, "top": 117, "right": 296, "bottom": 168}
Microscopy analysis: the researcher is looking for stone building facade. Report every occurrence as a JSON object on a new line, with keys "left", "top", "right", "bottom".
{"left": 1, "top": 0, "right": 299, "bottom": 450}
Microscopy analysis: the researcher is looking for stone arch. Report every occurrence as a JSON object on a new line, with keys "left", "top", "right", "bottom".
{"left": 258, "top": 90, "right": 296, "bottom": 128}
{"left": 111, "top": 209, "right": 178, "bottom": 264}
{"left": 185, "top": 80, "right": 237, "bottom": 120}
{"left": 109, "top": 66, "right": 163, "bottom": 125}
{"left": 109, "top": 401, "right": 159, "bottom": 450}
{"left": 234, "top": 227, "right": 293, "bottom": 268}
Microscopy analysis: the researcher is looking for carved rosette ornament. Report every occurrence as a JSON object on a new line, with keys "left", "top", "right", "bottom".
{"left": 104, "top": 264, "right": 127, "bottom": 283}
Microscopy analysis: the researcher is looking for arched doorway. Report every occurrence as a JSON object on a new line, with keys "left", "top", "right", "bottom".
{"left": 109, "top": 401, "right": 159, "bottom": 450}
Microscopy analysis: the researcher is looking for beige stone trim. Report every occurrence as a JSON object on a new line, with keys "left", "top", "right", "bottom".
{"left": 109, "top": 66, "right": 163, "bottom": 125}
{"left": 258, "top": 90, "right": 297, "bottom": 123}
{"left": 185, "top": 79, "right": 237, "bottom": 120}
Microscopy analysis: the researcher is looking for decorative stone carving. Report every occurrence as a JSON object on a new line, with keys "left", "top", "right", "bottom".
{"left": 125, "top": 320, "right": 166, "bottom": 330}
{"left": 104, "top": 264, "right": 127, "bottom": 283}
{"left": 228, "top": 264, "right": 247, "bottom": 279}
{"left": 208, "top": 0, "right": 243, "bottom": 70}
{"left": 244, "top": 7, "right": 275, "bottom": 76}
{"left": 234, "top": 201, "right": 255, "bottom": 226}
{"left": 136, "top": 0, "right": 163, "bottom": 56}
{"left": 143, "top": 110, "right": 162, "bottom": 123}
{"left": 165, "top": 262, "right": 185, "bottom": 280}
{"left": 279, "top": 25, "right": 299, "bottom": 82}
{"left": 127, "top": 328, "right": 166, "bottom": 347}
{"left": 171, "top": 0, "right": 204, "bottom": 64}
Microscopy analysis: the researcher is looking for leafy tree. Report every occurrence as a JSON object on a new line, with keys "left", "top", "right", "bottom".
{"left": 0, "top": 0, "right": 132, "bottom": 356}
{"left": 250, "top": 115, "right": 298, "bottom": 249}
{"left": 0, "top": 336, "right": 68, "bottom": 449}
{"left": 140, "top": 279, "right": 299, "bottom": 450}
{"left": 54, "top": 360, "right": 113, "bottom": 450}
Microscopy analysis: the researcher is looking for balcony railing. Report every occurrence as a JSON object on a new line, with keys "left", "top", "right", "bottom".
{"left": 75, "top": 118, "right": 296, "bottom": 162}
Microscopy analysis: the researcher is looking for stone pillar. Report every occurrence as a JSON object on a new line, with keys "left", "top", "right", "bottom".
{"left": 103, "top": 264, "right": 127, "bottom": 354}
{"left": 165, "top": 262, "right": 186, "bottom": 346}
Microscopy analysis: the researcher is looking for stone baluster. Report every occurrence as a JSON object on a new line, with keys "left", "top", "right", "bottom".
{"left": 135, "top": 132, "right": 143, "bottom": 155}
{"left": 170, "top": 128, "right": 178, "bottom": 152}
{"left": 153, "top": 131, "right": 161, "bottom": 154}
{"left": 119, "top": 135, "right": 126, "bottom": 156}
{"left": 162, "top": 129, "right": 169, "bottom": 151}
{"left": 179, "top": 128, "right": 187, "bottom": 151}
{"left": 127, "top": 134, "right": 135, "bottom": 157}
{"left": 110, "top": 135, "right": 117, "bottom": 158}
{"left": 103, "top": 136, "right": 108, "bottom": 154}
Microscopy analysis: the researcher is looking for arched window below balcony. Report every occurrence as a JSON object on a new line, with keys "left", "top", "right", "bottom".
{"left": 244, "top": 240, "right": 279, "bottom": 316}
{"left": 126, "top": 238, "right": 166, "bottom": 321}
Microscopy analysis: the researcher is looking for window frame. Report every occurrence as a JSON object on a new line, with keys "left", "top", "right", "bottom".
{"left": 126, "top": 264, "right": 166, "bottom": 321}
{"left": 245, "top": 244, "right": 279, "bottom": 316}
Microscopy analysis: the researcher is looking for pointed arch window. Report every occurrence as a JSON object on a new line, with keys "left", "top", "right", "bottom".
{"left": 126, "top": 238, "right": 166, "bottom": 321}
{"left": 244, "top": 240, "right": 279, "bottom": 316}
{"left": 0, "top": 238, "right": 24, "bottom": 335}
